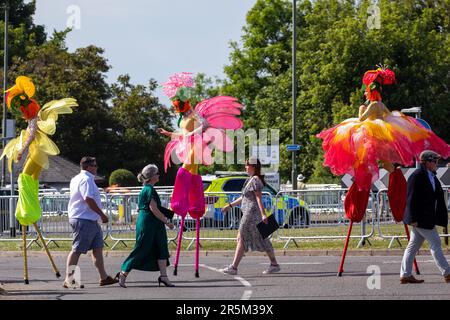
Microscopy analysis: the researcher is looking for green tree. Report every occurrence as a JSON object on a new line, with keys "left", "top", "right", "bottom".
{"left": 9, "top": 30, "right": 116, "bottom": 175}
{"left": 0, "top": 0, "right": 46, "bottom": 65}
{"left": 109, "top": 169, "right": 138, "bottom": 187}
{"left": 110, "top": 75, "right": 175, "bottom": 184}
{"left": 221, "top": 0, "right": 450, "bottom": 183}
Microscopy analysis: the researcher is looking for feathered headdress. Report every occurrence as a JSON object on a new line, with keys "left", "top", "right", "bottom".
{"left": 361, "top": 65, "right": 396, "bottom": 102}
{"left": 5, "top": 76, "right": 40, "bottom": 120}
{"left": 162, "top": 72, "right": 195, "bottom": 125}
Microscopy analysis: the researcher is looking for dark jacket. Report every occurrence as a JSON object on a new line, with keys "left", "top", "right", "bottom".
{"left": 403, "top": 164, "right": 448, "bottom": 229}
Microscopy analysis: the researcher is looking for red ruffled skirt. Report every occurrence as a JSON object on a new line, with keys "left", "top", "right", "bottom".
{"left": 317, "top": 111, "right": 450, "bottom": 190}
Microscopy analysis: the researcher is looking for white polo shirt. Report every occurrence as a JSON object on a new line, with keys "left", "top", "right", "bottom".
{"left": 68, "top": 170, "right": 102, "bottom": 221}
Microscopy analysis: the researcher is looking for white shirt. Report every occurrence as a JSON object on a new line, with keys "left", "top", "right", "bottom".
{"left": 68, "top": 170, "right": 102, "bottom": 221}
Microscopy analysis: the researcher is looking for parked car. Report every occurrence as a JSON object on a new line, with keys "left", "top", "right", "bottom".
{"left": 202, "top": 174, "right": 310, "bottom": 229}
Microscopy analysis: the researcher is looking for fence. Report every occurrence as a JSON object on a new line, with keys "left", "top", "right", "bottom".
{"left": 0, "top": 187, "right": 449, "bottom": 249}
{"left": 107, "top": 192, "right": 178, "bottom": 250}
{"left": 275, "top": 189, "right": 376, "bottom": 249}
{"left": 376, "top": 187, "right": 450, "bottom": 248}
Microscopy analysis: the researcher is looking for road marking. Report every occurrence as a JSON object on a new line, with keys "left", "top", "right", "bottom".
{"left": 241, "top": 290, "right": 252, "bottom": 300}
{"left": 200, "top": 264, "right": 253, "bottom": 300}
{"left": 259, "top": 262, "right": 324, "bottom": 265}
{"left": 234, "top": 276, "right": 252, "bottom": 287}
{"left": 383, "top": 260, "right": 437, "bottom": 264}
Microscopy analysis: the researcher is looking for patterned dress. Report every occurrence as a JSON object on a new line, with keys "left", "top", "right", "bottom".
{"left": 239, "top": 176, "right": 274, "bottom": 252}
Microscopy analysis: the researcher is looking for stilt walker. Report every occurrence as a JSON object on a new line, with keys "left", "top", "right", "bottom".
{"left": 160, "top": 72, "right": 243, "bottom": 277}
{"left": 317, "top": 66, "right": 450, "bottom": 276}
{"left": 1, "top": 76, "right": 78, "bottom": 283}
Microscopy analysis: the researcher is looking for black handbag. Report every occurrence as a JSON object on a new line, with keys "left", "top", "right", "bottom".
{"left": 256, "top": 214, "right": 279, "bottom": 239}
{"left": 158, "top": 206, "right": 175, "bottom": 219}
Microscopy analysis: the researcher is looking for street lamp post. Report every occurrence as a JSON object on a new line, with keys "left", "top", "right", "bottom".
{"left": 1, "top": 1, "right": 9, "bottom": 188}
{"left": 400, "top": 107, "right": 422, "bottom": 169}
{"left": 291, "top": 0, "right": 298, "bottom": 191}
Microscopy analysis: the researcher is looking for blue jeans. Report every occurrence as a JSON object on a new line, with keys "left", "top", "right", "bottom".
{"left": 400, "top": 226, "right": 450, "bottom": 277}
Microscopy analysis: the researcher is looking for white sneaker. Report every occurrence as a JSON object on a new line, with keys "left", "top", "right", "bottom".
{"left": 222, "top": 265, "right": 238, "bottom": 275}
{"left": 263, "top": 264, "right": 281, "bottom": 274}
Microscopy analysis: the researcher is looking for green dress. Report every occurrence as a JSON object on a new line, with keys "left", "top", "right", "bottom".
{"left": 121, "top": 185, "right": 170, "bottom": 272}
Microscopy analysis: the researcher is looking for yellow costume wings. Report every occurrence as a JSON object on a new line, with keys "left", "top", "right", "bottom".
{"left": 0, "top": 98, "right": 78, "bottom": 171}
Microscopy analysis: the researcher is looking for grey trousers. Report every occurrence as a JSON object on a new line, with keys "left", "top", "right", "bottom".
{"left": 400, "top": 226, "right": 450, "bottom": 277}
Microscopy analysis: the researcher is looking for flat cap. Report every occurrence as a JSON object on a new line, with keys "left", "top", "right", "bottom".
{"left": 419, "top": 150, "right": 441, "bottom": 162}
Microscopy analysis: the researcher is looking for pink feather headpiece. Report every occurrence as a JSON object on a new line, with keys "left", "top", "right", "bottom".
{"left": 162, "top": 72, "right": 194, "bottom": 99}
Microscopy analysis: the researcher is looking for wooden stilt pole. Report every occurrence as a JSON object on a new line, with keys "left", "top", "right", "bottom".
{"left": 33, "top": 223, "right": 61, "bottom": 278}
{"left": 173, "top": 216, "right": 185, "bottom": 276}
{"left": 195, "top": 218, "right": 200, "bottom": 278}
{"left": 338, "top": 221, "right": 353, "bottom": 277}
{"left": 22, "top": 225, "right": 29, "bottom": 284}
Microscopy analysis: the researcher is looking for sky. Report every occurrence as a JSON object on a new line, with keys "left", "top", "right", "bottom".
{"left": 33, "top": 0, "right": 257, "bottom": 105}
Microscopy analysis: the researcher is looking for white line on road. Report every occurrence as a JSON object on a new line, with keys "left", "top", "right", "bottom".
{"left": 383, "top": 260, "right": 437, "bottom": 264}
{"left": 259, "top": 262, "right": 325, "bottom": 265}
{"left": 200, "top": 264, "right": 253, "bottom": 300}
{"left": 234, "top": 276, "right": 252, "bottom": 287}
{"left": 241, "top": 290, "right": 252, "bottom": 300}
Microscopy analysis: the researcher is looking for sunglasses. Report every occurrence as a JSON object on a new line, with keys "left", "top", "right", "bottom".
{"left": 89, "top": 163, "right": 98, "bottom": 168}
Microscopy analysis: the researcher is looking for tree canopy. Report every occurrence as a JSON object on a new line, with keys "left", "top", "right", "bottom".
{"left": 1, "top": 0, "right": 448, "bottom": 186}
{"left": 220, "top": 0, "right": 450, "bottom": 183}
{"left": 1, "top": 1, "right": 175, "bottom": 183}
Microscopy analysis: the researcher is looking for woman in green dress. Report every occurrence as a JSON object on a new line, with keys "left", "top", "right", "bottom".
{"left": 116, "top": 164, "right": 175, "bottom": 288}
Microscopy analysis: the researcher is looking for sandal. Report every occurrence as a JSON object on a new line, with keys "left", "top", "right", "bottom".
{"left": 99, "top": 275, "right": 119, "bottom": 286}
{"left": 62, "top": 279, "right": 84, "bottom": 289}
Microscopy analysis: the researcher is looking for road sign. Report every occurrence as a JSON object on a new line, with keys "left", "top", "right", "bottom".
{"left": 286, "top": 144, "right": 301, "bottom": 152}
{"left": 251, "top": 146, "right": 279, "bottom": 165}
{"left": 342, "top": 167, "right": 450, "bottom": 190}
{"left": 416, "top": 119, "right": 431, "bottom": 130}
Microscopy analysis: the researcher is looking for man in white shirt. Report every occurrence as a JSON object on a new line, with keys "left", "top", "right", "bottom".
{"left": 63, "top": 157, "right": 118, "bottom": 288}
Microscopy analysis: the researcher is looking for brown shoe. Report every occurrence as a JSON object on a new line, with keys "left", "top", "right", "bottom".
{"left": 400, "top": 275, "right": 424, "bottom": 284}
{"left": 99, "top": 276, "right": 119, "bottom": 286}
{"left": 444, "top": 274, "right": 450, "bottom": 283}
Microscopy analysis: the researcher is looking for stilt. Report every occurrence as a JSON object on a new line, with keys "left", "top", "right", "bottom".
{"left": 22, "top": 225, "right": 29, "bottom": 284}
{"left": 173, "top": 216, "right": 185, "bottom": 276}
{"left": 338, "top": 221, "right": 353, "bottom": 277}
{"left": 195, "top": 217, "right": 200, "bottom": 278}
{"left": 33, "top": 223, "right": 61, "bottom": 278}
{"left": 403, "top": 223, "right": 420, "bottom": 275}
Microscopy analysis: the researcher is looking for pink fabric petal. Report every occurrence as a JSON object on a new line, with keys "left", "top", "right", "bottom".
{"left": 162, "top": 72, "right": 194, "bottom": 99}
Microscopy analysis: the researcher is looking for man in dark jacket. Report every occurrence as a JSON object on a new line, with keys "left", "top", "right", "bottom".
{"left": 400, "top": 150, "right": 450, "bottom": 284}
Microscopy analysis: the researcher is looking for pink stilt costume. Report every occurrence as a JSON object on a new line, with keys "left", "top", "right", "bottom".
{"left": 161, "top": 72, "right": 243, "bottom": 277}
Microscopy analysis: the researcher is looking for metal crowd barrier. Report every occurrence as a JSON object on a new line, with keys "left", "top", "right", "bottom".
{"left": 0, "top": 195, "right": 42, "bottom": 249}
{"left": 180, "top": 192, "right": 274, "bottom": 250}
{"left": 39, "top": 193, "right": 109, "bottom": 248}
{"left": 107, "top": 192, "right": 179, "bottom": 250}
{"left": 377, "top": 187, "right": 450, "bottom": 248}
{"left": 275, "top": 189, "right": 375, "bottom": 249}
{"left": 1, "top": 186, "right": 448, "bottom": 250}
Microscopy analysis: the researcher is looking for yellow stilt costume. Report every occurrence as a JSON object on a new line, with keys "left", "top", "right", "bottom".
{"left": 0, "top": 76, "right": 78, "bottom": 284}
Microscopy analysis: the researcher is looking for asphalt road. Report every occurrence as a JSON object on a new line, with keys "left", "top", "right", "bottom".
{"left": 1, "top": 252, "right": 450, "bottom": 300}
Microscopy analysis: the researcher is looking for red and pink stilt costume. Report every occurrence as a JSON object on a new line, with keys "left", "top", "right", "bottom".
{"left": 317, "top": 67, "right": 450, "bottom": 276}
{"left": 160, "top": 72, "right": 243, "bottom": 277}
